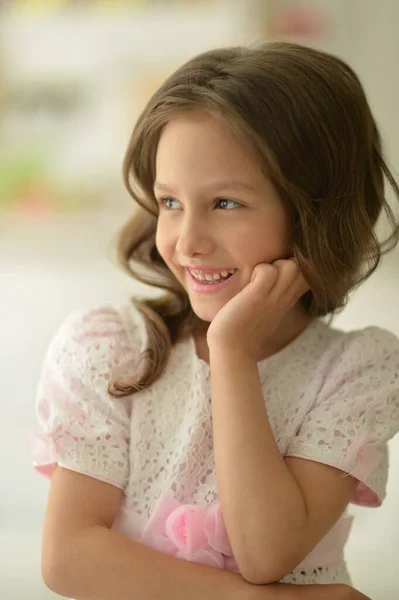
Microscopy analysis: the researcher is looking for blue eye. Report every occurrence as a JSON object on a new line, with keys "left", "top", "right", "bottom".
{"left": 216, "top": 198, "right": 241, "bottom": 209}
{"left": 159, "top": 197, "right": 181, "bottom": 210}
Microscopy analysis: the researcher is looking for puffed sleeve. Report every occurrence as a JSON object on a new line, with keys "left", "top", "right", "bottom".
{"left": 285, "top": 327, "right": 399, "bottom": 507}
{"left": 24, "top": 303, "right": 143, "bottom": 491}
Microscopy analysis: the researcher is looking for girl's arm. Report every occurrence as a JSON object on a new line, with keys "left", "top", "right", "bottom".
{"left": 210, "top": 346, "right": 358, "bottom": 584}
{"left": 42, "top": 466, "right": 249, "bottom": 600}
{"left": 41, "top": 466, "right": 365, "bottom": 600}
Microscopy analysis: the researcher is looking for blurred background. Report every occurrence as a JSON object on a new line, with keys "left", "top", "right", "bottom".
{"left": 0, "top": 1, "right": 398, "bottom": 598}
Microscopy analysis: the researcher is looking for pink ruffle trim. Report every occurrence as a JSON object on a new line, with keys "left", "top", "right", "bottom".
{"left": 23, "top": 430, "right": 57, "bottom": 478}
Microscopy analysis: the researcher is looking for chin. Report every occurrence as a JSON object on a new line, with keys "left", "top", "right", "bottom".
{"left": 189, "top": 298, "right": 224, "bottom": 323}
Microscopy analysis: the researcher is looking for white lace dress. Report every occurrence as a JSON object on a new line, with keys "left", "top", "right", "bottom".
{"left": 26, "top": 299, "right": 399, "bottom": 587}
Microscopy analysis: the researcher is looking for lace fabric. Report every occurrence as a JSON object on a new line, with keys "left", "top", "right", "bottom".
{"left": 26, "top": 304, "right": 142, "bottom": 488}
{"left": 280, "top": 563, "right": 352, "bottom": 585}
{"left": 26, "top": 299, "right": 399, "bottom": 585}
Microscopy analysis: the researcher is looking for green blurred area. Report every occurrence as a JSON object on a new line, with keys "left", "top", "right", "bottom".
{"left": 0, "top": 0, "right": 221, "bottom": 218}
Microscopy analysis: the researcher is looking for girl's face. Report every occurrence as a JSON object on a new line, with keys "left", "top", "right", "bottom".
{"left": 154, "top": 111, "right": 291, "bottom": 323}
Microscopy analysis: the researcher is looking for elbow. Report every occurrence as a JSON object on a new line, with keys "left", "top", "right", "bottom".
{"left": 42, "top": 559, "right": 65, "bottom": 595}
{"left": 240, "top": 564, "right": 284, "bottom": 586}
{"left": 236, "top": 522, "right": 311, "bottom": 584}
{"left": 238, "top": 547, "right": 304, "bottom": 585}
{"left": 42, "top": 557, "right": 82, "bottom": 599}
{"left": 42, "top": 541, "right": 59, "bottom": 591}
{"left": 41, "top": 542, "right": 76, "bottom": 597}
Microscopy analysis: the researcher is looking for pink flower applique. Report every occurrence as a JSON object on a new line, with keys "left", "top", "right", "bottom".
{"left": 140, "top": 492, "right": 239, "bottom": 572}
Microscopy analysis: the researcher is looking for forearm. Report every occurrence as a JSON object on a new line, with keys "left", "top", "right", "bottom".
{"left": 44, "top": 524, "right": 271, "bottom": 600}
{"left": 44, "top": 523, "right": 354, "bottom": 600}
{"left": 210, "top": 347, "right": 308, "bottom": 582}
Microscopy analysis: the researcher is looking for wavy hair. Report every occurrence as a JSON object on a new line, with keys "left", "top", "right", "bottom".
{"left": 108, "top": 42, "right": 399, "bottom": 398}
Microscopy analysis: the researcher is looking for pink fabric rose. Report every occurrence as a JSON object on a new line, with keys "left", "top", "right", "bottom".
{"left": 140, "top": 492, "right": 239, "bottom": 572}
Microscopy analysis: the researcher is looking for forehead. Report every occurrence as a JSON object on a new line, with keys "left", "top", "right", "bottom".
{"left": 155, "top": 111, "right": 262, "bottom": 180}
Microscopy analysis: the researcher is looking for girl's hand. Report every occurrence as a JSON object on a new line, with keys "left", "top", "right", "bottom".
{"left": 206, "top": 259, "right": 310, "bottom": 360}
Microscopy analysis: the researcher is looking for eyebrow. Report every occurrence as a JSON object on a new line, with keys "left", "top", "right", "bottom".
{"left": 153, "top": 180, "right": 258, "bottom": 194}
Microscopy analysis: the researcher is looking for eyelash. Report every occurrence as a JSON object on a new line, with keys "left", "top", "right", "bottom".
{"left": 157, "top": 197, "right": 242, "bottom": 210}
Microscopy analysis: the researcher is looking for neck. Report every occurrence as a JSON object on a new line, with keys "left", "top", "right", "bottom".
{"left": 256, "top": 306, "right": 313, "bottom": 362}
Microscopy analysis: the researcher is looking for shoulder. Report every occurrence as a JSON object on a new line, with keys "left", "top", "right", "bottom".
{"left": 54, "top": 298, "right": 146, "bottom": 345}
{"left": 42, "top": 298, "right": 148, "bottom": 387}
{"left": 313, "top": 324, "right": 399, "bottom": 426}
{"left": 341, "top": 324, "right": 398, "bottom": 353}
{"left": 295, "top": 321, "right": 399, "bottom": 423}
{"left": 303, "top": 319, "right": 399, "bottom": 371}
{"left": 321, "top": 324, "right": 399, "bottom": 379}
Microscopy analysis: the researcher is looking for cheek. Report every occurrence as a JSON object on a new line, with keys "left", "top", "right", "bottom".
{"left": 236, "top": 213, "right": 290, "bottom": 260}
{"left": 155, "top": 224, "right": 168, "bottom": 259}
{"left": 155, "top": 222, "right": 179, "bottom": 270}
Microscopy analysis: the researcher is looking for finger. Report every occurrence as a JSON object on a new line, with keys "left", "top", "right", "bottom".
{"left": 270, "top": 260, "right": 310, "bottom": 307}
{"left": 274, "top": 258, "right": 309, "bottom": 290}
{"left": 285, "top": 272, "right": 311, "bottom": 307}
{"left": 272, "top": 256, "right": 296, "bottom": 268}
{"left": 252, "top": 263, "right": 279, "bottom": 292}
{"left": 270, "top": 259, "right": 300, "bottom": 296}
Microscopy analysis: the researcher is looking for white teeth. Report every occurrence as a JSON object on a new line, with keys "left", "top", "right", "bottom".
{"left": 189, "top": 268, "right": 236, "bottom": 282}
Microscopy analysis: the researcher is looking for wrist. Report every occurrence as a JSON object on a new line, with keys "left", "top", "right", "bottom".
{"left": 208, "top": 344, "right": 256, "bottom": 365}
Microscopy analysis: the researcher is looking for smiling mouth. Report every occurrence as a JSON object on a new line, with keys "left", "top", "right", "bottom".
{"left": 187, "top": 268, "right": 237, "bottom": 283}
{"left": 185, "top": 268, "right": 238, "bottom": 294}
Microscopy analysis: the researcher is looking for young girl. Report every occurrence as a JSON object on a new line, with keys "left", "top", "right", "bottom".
{"left": 27, "top": 42, "right": 399, "bottom": 600}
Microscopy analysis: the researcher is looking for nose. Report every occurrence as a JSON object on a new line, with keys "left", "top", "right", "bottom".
{"left": 176, "top": 212, "right": 215, "bottom": 259}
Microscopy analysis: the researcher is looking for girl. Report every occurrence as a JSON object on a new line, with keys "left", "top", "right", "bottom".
{"left": 27, "top": 42, "right": 399, "bottom": 600}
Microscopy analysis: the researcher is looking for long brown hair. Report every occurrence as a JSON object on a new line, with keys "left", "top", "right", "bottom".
{"left": 108, "top": 41, "right": 399, "bottom": 398}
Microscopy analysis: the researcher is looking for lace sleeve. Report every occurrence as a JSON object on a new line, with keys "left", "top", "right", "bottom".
{"left": 25, "top": 304, "right": 141, "bottom": 490}
{"left": 285, "top": 327, "right": 399, "bottom": 507}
